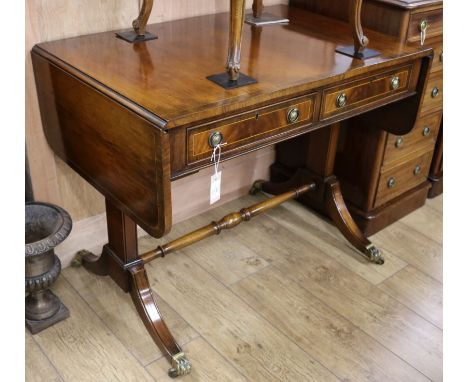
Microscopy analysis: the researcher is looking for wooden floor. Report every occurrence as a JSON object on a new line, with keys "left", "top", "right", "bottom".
{"left": 26, "top": 194, "right": 443, "bottom": 382}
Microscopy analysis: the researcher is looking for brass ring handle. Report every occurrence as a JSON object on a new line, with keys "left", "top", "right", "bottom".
{"left": 419, "top": 19, "right": 428, "bottom": 32}
{"left": 208, "top": 131, "right": 223, "bottom": 148}
{"left": 390, "top": 76, "right": 400, "bottom": 90}
{"left": 431, "top": 87, "right": 439, "bottom": 98}
{"left": 287, "top": 108, "right": 300, "bottom": 124}
{"left": 414, "top": 165, "right": 422, "bottom": 175}
{"left": 336, "top": 93, "right": 347, "bottom": 108}
{"left": 422, "top": 126, "right": 431, "bottom": 136}
{"left": 395, "top": 137, "right": 404, "bottom": 148}
{"left": 387, "top": 177, "right": 396, "bottom": 189}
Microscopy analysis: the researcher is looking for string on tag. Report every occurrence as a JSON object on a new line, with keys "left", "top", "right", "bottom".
{"left": 209, "top": 142, "right": 226, "bottom": 205}
{"left": 210, "top": 142, "right": 226, "bottom": 175}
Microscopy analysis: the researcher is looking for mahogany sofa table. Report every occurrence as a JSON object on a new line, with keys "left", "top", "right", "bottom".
{"left": 32, "top": 5, "right": 432, "bottom": 377}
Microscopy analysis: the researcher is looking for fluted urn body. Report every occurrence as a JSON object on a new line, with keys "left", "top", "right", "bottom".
{"left": 25, "top": 202, "right": 72, "bottom": 333}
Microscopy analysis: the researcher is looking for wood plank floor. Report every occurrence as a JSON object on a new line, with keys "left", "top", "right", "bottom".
{"left": 26, "top": 194, "right": 443, "bottom": 382}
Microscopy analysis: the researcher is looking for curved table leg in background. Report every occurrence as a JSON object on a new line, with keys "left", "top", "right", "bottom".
{"left": 129, "top": 264, "right": 191, "bottom": 378}
{"left": 325, "top": 177, "right": 384, "bottom": 264}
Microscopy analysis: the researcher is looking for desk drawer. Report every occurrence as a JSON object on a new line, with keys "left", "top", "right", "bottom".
{"left": 407, "top": 9, "right": 443, "bottom": 44}
{"left": 375, "top": 151, "right": 433, "bottom": 207}
{"left": 430, "top": 43, "right": 443, "bottom": 74}
{"left": 187, "top": 95, "right": 316, "bottom": 163}
{"left": 420, "top": 71, "right": 442, "bottom": 116}
{"left": 382, "top": 111, "right": 442, "bottom": 168}
{"left": 321, "top": 66, "right": 412, "bottom": 120}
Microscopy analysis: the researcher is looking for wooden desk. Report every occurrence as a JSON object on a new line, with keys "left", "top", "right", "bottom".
{"left": 32, "top": 5, "right": 431, "bottom": 376}
{"left": 289, "top": 0, "right": 443, "bottom": 235}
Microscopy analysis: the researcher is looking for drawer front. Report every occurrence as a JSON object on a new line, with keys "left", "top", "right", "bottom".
{"left": 187, "top": 95, "right": 316, "bottom": 163}
{"left": 407, "top": 9, "right": 443, "bottom": 44}
{"left": 420, "top": 71, "right": 442, "bottom": 116}
{"left": 430, "top": 43, "right": 443, "bottom": 74}
{"left": 382, "top": 111, "right": 442, "bottom": 167}
{"left": 375, "top": 151, "right": 433, "bottom": 207}
{"left": 321, "top": 66, "right": 412, "bottom": 120}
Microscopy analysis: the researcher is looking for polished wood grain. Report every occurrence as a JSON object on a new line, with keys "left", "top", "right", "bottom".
{"left": 374, "top": 150, "right": 433, "bottom": 206}
{"left": 349, "top": 0, "right": 369, "bottom": 54}
{"left": 252, "top": 0, "right": 265, "bottom": 18}
{"left": 428, "top": 122, "right": 443, "bottom": 197}
{"left": 132, "top": 0, "right": 154, "bottom": 36}
{"left": 226, "top": 0, "right": 247, "bottom": 81}
{"left": 32, "top": 54, "right": 172, "bottom": 238}
{"left": 129, "top": 264, "right": 186, "bottom": 374}
{"left": 33, "top": 5, "right": 431, "bottom": 129}
{"left": 31, "top": 5, "right": 434, "bottom": 374}
{"left": 140, "top": 183, "right": 314, "bottom": 264}
{"left": 382, "top": 111, "right": 442, "bottom": 167}
{"left": 407, "top": 8, "right": 443, "bottom": 43}
{"left": 320, "top": 66, "right": 412, "bottom": 119}
{"left": 62, "top": 265, "right": 198, "bottom": 366}
{"left": 420, "top": 71, "right": 443, "bottom": 116}
{"left": 290, "top": 0, "right": 443, "bottom": 234}
{"left": 26, "top": 195, "right": 442, "bottom": 381}
{"left": 188, "top": 95, "right": 315, "bottom": 163}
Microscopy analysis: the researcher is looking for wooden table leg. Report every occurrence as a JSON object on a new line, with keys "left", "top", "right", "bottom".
{"left": 79, "top": 199, "right": 191, "bottom": 377}
{"left": 252, "top": 123, "right": 384, "bottom": 264}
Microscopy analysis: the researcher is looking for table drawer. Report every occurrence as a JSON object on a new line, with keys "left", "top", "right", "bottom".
{"left": 430, "top": 43, "right": 443, "bottom": 74}
{"left": 187, "top": 95, "right": 316, "bottom": 163}
{"left": 420, "top": 71, "right": 442, "bottom": 116}
{"left": 382, "top": 111, "right": 442, "bottom": 168}
{"left": 321, "top": 66, "right": 413, "bottom": 120}
{"left": 407, "top": 9, "right": 443, "bottom": 44}
{"left": 375, "top": 151, "right": 433, "bottom": 207}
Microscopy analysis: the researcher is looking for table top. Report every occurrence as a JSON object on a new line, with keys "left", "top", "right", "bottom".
{"left": 34, "top": 5, "right": 430, "bottom": 129}
{"left": 371, "top": 0, "right": 442, "bottom": 10}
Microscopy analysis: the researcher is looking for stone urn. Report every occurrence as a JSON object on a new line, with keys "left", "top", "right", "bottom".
{"left": 25, "top": 202, "right": 72, "bottom": 334}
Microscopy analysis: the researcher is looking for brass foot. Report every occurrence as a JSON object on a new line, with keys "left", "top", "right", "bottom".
{"left": 168, "top": 352, "right": 192, "bottom": 378}
{"left": 70, "top": 250, "right": 89, "bottom": 267}
{"left": 365, "top": 244, "right": 385, "bottom": 265}
{"left": 249, "top": 179, "right": 266, "bottom": 195}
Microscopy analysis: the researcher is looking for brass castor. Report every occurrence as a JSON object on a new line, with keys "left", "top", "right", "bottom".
{"left": 366, "top": 244, "right": 385, "bottom": 265}
{"left": 168, "top": 352, "right": 192, "bottom": 378}
{"left": 249, "top": 179, "right": 266, "bottom": 195}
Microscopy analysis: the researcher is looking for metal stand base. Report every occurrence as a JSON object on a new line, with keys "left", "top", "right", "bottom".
{"left": 115, "top": 30, "right": 158, "bottom": 43}
{"left": 245, "top": 13, "right": 289, "bottom": 26}
{"left": 26, "top": 295, "right": 70, "bottom": 335}
{"left": 207, "top": 72, "right": 257, "bottom": 89}
{"left": 335, "top": 45, "right": 381, "bottom": 59}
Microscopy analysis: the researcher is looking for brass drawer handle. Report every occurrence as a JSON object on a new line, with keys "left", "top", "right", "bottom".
{"left": 419, "top": 19, "right": 428, "bottom": 45}
{"left": 422, "top": 126, "right": 431, "bottom": 136}
{"left": 431, "top": 87, "right": 439, "bottom": 98}
{"left": 390, "top": 76, "right": 400, "bottom": 90}
{"left": 336, "top": 93, "right": 347, "bottom": 108}
{"left": 387, "top": 177, "right": 396, "bottom": 189}
{"left": 208, "top": 131, "right": 223, "bottom": 148}
{"left": 287, "top": 107, "right": 300, "bottom": 124}
{"left": 414, "top": 164, "right": 422, "bottom": 175}
{"left": 395, "top": 137, "right": 404, "bottom": 148}
{"left": 419, "top": 19, "right": 428, "bottom": 32}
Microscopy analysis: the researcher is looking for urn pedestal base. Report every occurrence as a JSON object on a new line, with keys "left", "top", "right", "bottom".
{"left": 26, "top": 291, "right": 70, "bottom": 334}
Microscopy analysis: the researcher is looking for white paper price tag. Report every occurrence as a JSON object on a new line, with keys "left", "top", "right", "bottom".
{"left": 210, "top": 171, "right": 222, "bottom": 205}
